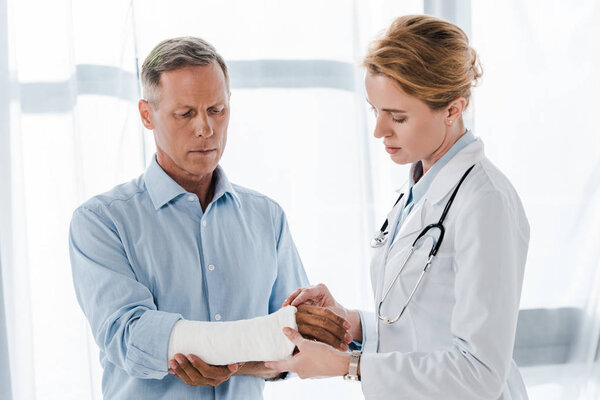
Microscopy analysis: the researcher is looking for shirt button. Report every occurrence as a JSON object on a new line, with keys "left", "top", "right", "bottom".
{"left": 187, "top": 195, "right": 195, "bottom": 202}
{"left": 202, "top": 220, "right": 207, "bottom": 227}
{"left": 214, "top": 314, "right": 222, "bottom": 321}
{"left": 208, "top": 264, "right": 215, "bottom": 271}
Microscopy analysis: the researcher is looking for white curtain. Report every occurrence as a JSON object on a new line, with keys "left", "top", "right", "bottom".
{"left": 2, "top": 1, "right": 600, "bottom": 400}
{"left": 471, "top": 1, "right": 600, "bottom": 399}
{"left": 0, "top": 0, "right": 422, "bottom": 399}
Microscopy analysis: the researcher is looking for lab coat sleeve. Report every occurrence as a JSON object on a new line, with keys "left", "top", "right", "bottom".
{"left": 359, "top": 190, "right": 530, "bottom": 400}
{"left": 268, "top": 203, "right": 310, "bottom": 313}
{"left": 357, "top": 310, "right": 378, "bottom": 354}
{"left": 69, "top": 206, "right": 182, "bottom": 380}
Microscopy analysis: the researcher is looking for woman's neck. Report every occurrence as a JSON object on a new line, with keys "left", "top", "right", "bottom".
{"left": 422, "top": 122, "right": 466, "bottom": 175}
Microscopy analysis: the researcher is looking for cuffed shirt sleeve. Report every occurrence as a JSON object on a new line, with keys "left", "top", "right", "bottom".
{"left": 69, "top": 206, "right": 182, "bottom": 379}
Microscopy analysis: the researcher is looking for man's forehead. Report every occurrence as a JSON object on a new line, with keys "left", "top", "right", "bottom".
{"left": 156, "top": 64, "right": 229, "bottom": 106}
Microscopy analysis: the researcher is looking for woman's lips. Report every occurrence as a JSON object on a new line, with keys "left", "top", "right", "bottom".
{"left": 385, "top": 146, "right": 401, "bottom": 154}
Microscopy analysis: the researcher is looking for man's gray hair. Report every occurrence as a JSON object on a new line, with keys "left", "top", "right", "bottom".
{"left": 141, "top": 36, "right": 229, "bottom": 105}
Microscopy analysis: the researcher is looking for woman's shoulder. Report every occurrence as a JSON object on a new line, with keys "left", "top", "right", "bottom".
{"left": 467, "top": 157, "right": 522, "bottom": 202}
{"left": 460, "top": 158, "right": 529, "bottom": 232}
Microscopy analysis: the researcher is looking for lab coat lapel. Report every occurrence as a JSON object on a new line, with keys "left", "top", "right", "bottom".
{"left": 391, "top": 200, "right": 425, "bottom": 244}
{"left": 425, "top": 138, "right": 485, "bottom": 205}
{"left": 388, "top": 138, "right": 484, "bottom": 245}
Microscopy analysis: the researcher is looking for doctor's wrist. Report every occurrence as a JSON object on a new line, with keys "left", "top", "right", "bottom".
{"left": 336, "top": 352, "right": 352, "bottom": 377}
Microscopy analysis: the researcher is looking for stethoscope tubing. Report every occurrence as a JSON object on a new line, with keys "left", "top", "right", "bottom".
{"left": 375, "top": 164, "right": 476, "bottom": 324}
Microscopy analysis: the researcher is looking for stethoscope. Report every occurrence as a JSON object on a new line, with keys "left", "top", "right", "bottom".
{"left": 373, "top": 164, "right": 475, "bottom": 325}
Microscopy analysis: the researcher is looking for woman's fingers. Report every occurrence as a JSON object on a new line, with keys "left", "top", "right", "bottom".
{"left": 290, "top": 288, "right": 321, "bottom": 307}
{"left": 264, "top": 358, "right": 291, "bottom": 373}
{"left": 265, "top": 328, "right": 304, "bottom": 372}
{"left": 282, "top": 288, "right": 302, "bottom": 307}
{"left": 283, "top": 327, "right": 305, "bottom": 346}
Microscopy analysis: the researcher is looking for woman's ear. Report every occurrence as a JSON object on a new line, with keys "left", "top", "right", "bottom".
{"left": 445, "top": 97, "right": 467, "bottom": 125}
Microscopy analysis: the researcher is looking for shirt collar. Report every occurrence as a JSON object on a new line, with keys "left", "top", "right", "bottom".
{"left": 143, "top": 155, "right": 241, "bottom": 210}
{"left": 407, "top": 129, "right": 476, "bottom": 206}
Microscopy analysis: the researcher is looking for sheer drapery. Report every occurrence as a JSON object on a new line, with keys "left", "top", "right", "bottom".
{"left": 2, "top": 1, "right": 600, "bottom": 400}
{"left": 0, "top": 1, "right": 421, "bottom": 399}
{"left": 471, "top": 1, "right": 600, "bottom": 399}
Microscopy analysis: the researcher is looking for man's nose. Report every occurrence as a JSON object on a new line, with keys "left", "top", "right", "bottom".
{"left": 194, "top": 113, "right": 213, "bottom": 137}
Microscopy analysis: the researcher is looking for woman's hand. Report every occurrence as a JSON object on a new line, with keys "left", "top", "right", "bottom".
{"left": 264, "top": 327, "right": 350, "bottom": 379}
{"left": 284, "top": 284, "right": 362, "bottom": 343}
{"left": 283, "top": 283, "right": 341, "bottom": 310}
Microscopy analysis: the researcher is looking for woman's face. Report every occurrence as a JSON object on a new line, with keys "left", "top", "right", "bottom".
{"left": 365, "top": 72, "right": 448, "bottom": 166}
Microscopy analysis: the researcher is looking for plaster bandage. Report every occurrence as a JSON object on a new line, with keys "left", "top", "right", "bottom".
{"left": 167, "top": 306, "right": 298, "bottom": 365}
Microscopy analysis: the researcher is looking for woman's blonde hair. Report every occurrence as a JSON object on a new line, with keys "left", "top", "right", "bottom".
{"left": 363, "top": 15, "right": 482, "bottom": 110}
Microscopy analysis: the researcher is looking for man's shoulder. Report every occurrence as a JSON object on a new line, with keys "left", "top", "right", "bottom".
{"left": 75, "top": 175, "right": 146, "bottom": 216}
{"left": 231, "top": 184, "right": 282, "bottom": 209}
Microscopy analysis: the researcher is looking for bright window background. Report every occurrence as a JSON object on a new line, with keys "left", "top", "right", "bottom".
{"left": 1, "top": 1, "right": 599, "bottom": 399}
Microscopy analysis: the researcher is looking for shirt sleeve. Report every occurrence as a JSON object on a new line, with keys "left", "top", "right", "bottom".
{"left": 359, "top": 190, "right": 530, "bottom": 400}
{"left": 353, "top": 310, "right": 377, "bottom": 353}
{"left": 267, "top": 204, "right": 309, "bottom": 313}
{"left": 69, "top": 205, "right": 182, "bottom": 380}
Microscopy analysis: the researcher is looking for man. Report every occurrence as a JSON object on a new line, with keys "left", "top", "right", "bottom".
{"left": 69, "top": 37, "right": 350, "bottom": 400}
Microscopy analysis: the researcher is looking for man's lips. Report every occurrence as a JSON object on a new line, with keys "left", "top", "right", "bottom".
{"left": 189, "top": 148, "right": 216, "bottom": 153}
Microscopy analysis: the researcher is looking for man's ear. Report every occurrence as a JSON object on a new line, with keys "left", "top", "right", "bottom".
{"left": 139, "top": 99, "right": 154, "bottom": 130}
{"left": 445, "top": 97, "right": 467, "bottom": 125}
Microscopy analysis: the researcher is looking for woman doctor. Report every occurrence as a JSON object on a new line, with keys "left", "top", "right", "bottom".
{"left": 265, "top": 15, "right": 530, "bottom": 400}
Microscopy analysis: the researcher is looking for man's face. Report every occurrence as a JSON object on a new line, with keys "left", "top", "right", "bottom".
{"left": 139, "top": 62, "right": 230, "bottom": 180}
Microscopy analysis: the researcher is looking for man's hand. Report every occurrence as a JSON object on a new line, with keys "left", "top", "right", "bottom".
{"left": 295, "top": 304, "right": 352, "bottom": 351}
{"left": 168, "top": 353, "right": 238, "bottom": 386}
{"left": 284, "top": 283, "right": 362, "bottom": 344}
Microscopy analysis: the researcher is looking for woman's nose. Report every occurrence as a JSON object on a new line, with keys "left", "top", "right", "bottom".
{"left": 373, "top": 116, "right": 392, "bottom": 139}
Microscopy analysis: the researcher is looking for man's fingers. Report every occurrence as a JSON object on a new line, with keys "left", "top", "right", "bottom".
{"left": 296, "top": 321, "right": 348, "bottom": 350}
{"left": 298, "top": 304, "right": 350, "bottom": 330}
{"left": 176, "top": 355, "right": 206, "bottom": 382}
{"left": 227, "top": 363, "right": 239, "bottom": 373}
{"left": 170, "top": 356, "right": 193, "bottom": 385}
{"left": 187, "top": 354, "right": 234, "bottom": 379}
{"left": 296, "top": 305, "right": 350, "bottom": 342}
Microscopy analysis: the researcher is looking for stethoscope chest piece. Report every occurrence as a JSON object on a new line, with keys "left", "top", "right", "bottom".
{"left": 370, "top": 231, "right": 389, "bottom": 248}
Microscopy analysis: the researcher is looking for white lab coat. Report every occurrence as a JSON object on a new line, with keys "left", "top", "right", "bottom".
{"left": 359, "top": 138, "right": 530, "bottom": 400}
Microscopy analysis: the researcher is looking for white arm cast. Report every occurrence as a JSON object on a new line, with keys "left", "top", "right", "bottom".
{"left": 167, "top": 306, "right": 297, "bottom": 365}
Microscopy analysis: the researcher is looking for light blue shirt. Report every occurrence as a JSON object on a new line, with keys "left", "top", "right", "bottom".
{"left": 391, "top": 130, "right": 476, "bottom": 242}
{"left": 69, "top": 156, "right": 309, "bottom": 400}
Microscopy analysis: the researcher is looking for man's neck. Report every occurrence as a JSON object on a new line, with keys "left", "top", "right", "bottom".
{"left": 156, "top": 154, "right": 216, "bottom": 211}
{"left": 180, "top": 176, "right": 215, "bottom": 212}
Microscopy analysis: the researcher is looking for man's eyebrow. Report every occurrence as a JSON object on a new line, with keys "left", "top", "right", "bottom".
{"left": 382, "top": 108, "right": 407, "bottom": 113}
